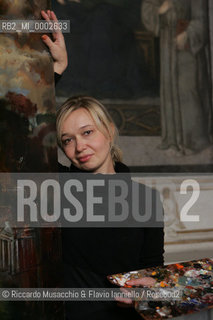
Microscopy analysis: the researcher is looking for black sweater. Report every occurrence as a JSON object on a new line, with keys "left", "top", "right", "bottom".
{"left": 60, "top": 162, "right": 164, "bottom": 320}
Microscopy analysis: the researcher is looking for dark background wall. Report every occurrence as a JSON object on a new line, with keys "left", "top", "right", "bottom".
{"left": 53, "top": 0, "right": 160, "bottom": 99}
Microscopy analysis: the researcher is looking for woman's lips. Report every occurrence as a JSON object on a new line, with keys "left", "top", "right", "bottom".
{"left": 78, "top": 154, "right": 93, "bottom": 163}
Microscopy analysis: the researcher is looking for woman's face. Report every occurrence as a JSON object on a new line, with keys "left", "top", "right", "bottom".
{"left": 61, "top": 108, "right": 115, "bottom": 173}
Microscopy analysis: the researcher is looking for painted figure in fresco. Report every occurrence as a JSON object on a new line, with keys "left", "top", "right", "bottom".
{"left": 142, "top": 0, "right": 212, "bottom": 155}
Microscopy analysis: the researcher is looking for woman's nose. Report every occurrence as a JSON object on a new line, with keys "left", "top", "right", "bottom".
{"left": 75, "top": 138, "right": 86, "bottom": 152}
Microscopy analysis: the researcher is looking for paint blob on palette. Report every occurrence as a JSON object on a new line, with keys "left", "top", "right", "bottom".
{"left": 108, "top": 258, "right": 213, "bottom": 319}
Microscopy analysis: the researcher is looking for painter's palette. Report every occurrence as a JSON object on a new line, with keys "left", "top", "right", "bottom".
{"left": 108, "top": 258, "right": 213, "bottom": 319}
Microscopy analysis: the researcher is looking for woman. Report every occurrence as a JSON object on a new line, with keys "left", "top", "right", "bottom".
{"left": 56, "top": 96, "right": 164, "bottom": 320}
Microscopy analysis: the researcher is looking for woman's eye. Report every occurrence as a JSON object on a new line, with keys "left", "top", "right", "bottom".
{"left": 62, "top": 138, "right": 72, "bottom": 145}
{"left": 84, "top": 130, "right": 93, "bottom": 135}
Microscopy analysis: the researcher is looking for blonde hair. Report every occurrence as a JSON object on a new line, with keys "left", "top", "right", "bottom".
{"left": 56, "top": 96, "right": 122, "bottom": 163}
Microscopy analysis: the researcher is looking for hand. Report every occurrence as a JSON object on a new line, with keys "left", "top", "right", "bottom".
{"left": 158, "top": 0, "right": 172, "bottom": 15}
{"left": 176, "top": 31, "right": 188, "bottom": 50}
{"left": 115, "top": 277, "right": 156, "bottom": 308}
{"left": 41, "top": 10, "right": 68, "bottom": 74}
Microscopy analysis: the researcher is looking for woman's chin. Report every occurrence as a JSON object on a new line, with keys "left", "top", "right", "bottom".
{"left": 79, "top": 163, "right": 96, "bottom": 172}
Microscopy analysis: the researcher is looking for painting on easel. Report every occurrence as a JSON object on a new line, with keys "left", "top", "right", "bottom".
{"left": 0, "top": 1, "right": 63, "bottom": 319}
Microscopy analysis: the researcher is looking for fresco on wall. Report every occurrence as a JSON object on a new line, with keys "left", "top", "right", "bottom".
{"left": 53, "top": 0, "right": 160, "bottom": 99}
{"left": 53, "top": 0, "right": 213, "bottom": 160}
{"left": 53, "top": 0, "right": 162, "bottom": 137}
{"left": 142, "top": 0, "right": 212, "bottom": 156}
